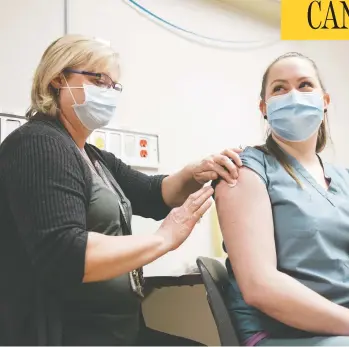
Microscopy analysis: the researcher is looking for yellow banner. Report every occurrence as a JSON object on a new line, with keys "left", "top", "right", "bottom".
{"left": 281, "top": 0, "right": 349, "bottom": 40}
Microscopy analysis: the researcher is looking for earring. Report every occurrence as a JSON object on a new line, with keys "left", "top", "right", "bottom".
{"left": 324, "top": 108, "right": 327, "bottom": 113}
{"left": 264, "top": 115, "right": 267, "bottom": 120}
{"left": 57, "top": 88, "right": 60, "bottom": 96}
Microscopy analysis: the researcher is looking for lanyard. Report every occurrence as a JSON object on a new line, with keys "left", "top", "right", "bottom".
{"left": 80, "top": 149, "right": 131, "bottom": 230}
{"left": 79, "top": 147, "right": 144, "bottom": 296}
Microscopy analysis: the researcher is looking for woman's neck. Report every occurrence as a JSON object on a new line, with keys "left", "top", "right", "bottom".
{"left": 58, "top": 111, "right": 90, "bottom": 149}
{"left": 272, "top": 133, "right": 319, "bottom": 166}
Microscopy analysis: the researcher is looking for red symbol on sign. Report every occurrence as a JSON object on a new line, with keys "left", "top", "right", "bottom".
{"left": 140, "top": 139, "right": 148, "bottom": 147}
{"left": 140, "top": 149, "right": 148, "bottom": 158}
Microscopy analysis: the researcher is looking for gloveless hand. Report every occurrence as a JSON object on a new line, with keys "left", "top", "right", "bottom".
{"left": 156, "top": 186, "right": 213, "bottom": 251}
{"left": 192, "top": 148, "right": 243, "bottom": 186}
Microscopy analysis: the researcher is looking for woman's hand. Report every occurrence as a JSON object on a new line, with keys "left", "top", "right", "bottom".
{"left": 193, "top": 148, "right": 243, "bottom": 186}
{"left": 156, "top": 186, "right": 213, "bottom": 251}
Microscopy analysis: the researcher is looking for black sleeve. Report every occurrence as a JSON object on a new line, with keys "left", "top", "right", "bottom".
{"left": 101, "top": 150, "right": 171, "bottom": 220}
{"left": 1, "top": 134, "right": 88, "bottom": 291}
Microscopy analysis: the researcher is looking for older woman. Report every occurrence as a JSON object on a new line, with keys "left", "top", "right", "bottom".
{"left": 0, "top": 34, "right": 241, "bottom": 346}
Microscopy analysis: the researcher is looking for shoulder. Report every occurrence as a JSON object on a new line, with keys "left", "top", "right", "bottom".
{"left": 211, "top": 146, "right": 269, "bottom": 192}
{"left": 214, "top": 148, "right": 271, "bottom": 206}
{"left": 240, "top": 146, "right": 266, "bottom": 164}
{"left": 239, "top": 146, "right": 269, "bottom": 185}
{"left": 1, "top": 118, "right": 75, "bottom": 150}
{"left": 0, "top": 118, "right": 84, "bottom": 170}
{"left": 23, "top": 116, "right": 71, "bottom": 139}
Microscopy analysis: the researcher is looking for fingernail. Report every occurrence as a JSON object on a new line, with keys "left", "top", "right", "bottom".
{"left": 228, "top": 180, "right": 237, "bottom": 187}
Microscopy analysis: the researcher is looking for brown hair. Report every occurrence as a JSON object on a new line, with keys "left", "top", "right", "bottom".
{"left": 256, "top": 52, "right": 329, "bottom": 185}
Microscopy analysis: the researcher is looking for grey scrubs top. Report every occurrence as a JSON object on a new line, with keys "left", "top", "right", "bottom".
{"left": 223, "top": 146, "right": 349, "bottom": 344}
{"left": 62, "top": 161, "right": 141, "bottom": 346}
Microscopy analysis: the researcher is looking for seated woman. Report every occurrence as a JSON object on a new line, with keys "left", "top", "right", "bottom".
{"left": 214, "top": 52, "right": 349, "bottom": 346}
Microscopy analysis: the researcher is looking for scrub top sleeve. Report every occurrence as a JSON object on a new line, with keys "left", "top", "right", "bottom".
{"left": 211, "top": 146, "right": 268, "bottom": 192}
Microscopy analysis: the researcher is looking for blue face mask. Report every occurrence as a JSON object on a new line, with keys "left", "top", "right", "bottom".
{"left": 62, "top": 76, "right": 119, "bottom": 131}
{"left": 266, "top": 90, "right": 324, "bottom": 142}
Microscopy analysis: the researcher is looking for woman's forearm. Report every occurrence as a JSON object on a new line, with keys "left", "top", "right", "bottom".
{"left": 161, "top": 164, "right": 202, "bottom": 208}
{"left": 84, "top": 185, "right": 214, "bottom": 283}
{"left": 83, "top": 232, "right": 168, "bottom": 282}
{"left": 249, "top": 270, "right": 349, "bottom": 336}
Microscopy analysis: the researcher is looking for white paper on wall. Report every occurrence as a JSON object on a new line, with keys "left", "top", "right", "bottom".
{"left": 108, "top": 132, "right": 122, "bottom": 157}
{"left": 6, "top": 119, "right": 21, "bottom": 134}
{"left": 90, "top": 130, "right": 107, "bottom": 150}
{"left": 124, "top": 134, "right": 136, "bottom": 158}
{"left": 0, "top": 114, "right": 26, "bottom": 143}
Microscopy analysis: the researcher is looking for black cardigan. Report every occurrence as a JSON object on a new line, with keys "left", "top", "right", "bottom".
{"left": 0, "top": 116, "right": 171, "bottom": 345}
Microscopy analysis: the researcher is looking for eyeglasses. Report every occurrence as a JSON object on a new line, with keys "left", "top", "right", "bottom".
{"left": 64, "top": 68, "right": 123, "bottom": 92}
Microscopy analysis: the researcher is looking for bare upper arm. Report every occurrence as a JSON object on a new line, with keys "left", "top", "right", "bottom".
{"left": 215, "top": 167, "right": 277, "bottom": 297}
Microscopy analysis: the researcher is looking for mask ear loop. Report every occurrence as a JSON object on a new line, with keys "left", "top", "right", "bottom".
{"left": 62, "top": 74, "right": 78, "bottom": 105}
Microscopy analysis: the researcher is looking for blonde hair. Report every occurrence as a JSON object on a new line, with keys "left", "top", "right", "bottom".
{"left": 26, "top": 34, "right": 119, "bottom": 119}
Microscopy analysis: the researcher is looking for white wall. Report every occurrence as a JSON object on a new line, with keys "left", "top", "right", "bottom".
{"left": 68, "top": 0, "right": 349, "bottom": 269}
{"left": 0, "top": 0, "right": 64, "bottom": 115}
{"left": 1, "top": 0, "right": 349, "bottom": 345}
{"left": 297, "top": 41, "right": 349, "bottom": 167}
{"left": 66, "top": 0, "right": 298, "bottom": 273}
